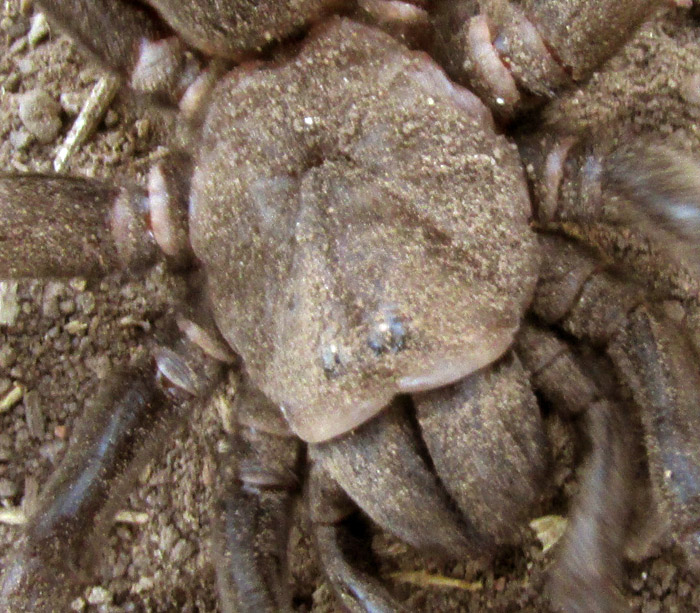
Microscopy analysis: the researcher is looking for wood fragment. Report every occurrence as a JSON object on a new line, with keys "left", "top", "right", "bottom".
{"left": 53, "top": 75, "right": 120, "bottom": 172}
{"left": 388, "top": 571, "right": 483, "bottom": 591}
{"left": 114, "top": 510, "right": 149, "bottom": 525}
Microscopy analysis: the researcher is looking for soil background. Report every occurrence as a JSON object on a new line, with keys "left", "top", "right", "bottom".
{"left": 1, "top": 1, "right": 700, "bottom": 611}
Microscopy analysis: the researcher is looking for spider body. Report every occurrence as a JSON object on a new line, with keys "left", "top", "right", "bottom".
{"left": 1, "top": 1, "right": 700, "bottom": 612}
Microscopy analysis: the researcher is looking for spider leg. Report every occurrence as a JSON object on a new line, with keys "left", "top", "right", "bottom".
{"left": 0, "top": 153, "right": 194, "bottom": 279}
{"left": 0, "top": 332, "right": 224, "bottom": 612}
{"left": 306, "top": 358, "right": 549, "bottom": 611}
{"left": 550, "top": 399, "right": 635, "bottom": 613}
{"left": 308, "top": 401, "right": 500, "bottom": 610}
{"left": 309, "top": 464, "right": 408, "bottom": 613}
{"left": 35, "top": 0, "right": 201, "bottom": 102}
{"left": 528, "top": 231, "right": 700, "bottom": 608}
{"left": 435, "top": 0, "right": 688, "bottom": 119}
{"left": 518, "top": 322, "right": 637, "bottom": 612}
{"left": 609, "top": 307, "right": 700, "bottom": 569}
{"left": 208, "top": 376, "right": 300, "bottom": 613}
{"left": 0, "top": 173, "right": 158, "bottom": 278}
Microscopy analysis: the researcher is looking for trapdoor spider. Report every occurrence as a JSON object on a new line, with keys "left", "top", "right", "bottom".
{"left": 2, "top": 1, "right": 700, "bottom": 612}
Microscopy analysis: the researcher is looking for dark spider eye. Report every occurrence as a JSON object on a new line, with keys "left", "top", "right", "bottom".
{"left": 321, "top": 342, "right": 346, "bottom": 377}
{"left": 367, "top": 308, "right": 408, "bottom": 355}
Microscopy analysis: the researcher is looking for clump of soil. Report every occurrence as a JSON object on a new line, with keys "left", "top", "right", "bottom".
{"left": 1, "top": 1, "right": 700, "bottom": 611}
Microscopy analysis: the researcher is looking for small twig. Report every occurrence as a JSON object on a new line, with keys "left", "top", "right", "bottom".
{"left": 114, "top": 510, "right": 149, "bottom": 525}
{"left": 53, "top": 74, "right": 120, "bottom": 172}
{"left": 388, "top": 571, "right": 483, "bottom": 591}
{"left": 0, "top": 507, "right": 148, "bottom": 526}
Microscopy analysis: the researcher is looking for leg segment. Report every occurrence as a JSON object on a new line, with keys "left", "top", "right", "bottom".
{"left": 37, "top": 0, "right": 165, "bottom": 76}
{"left": 519, "top": 322, "right": 637, "bottom": 612}
{"left": 529, "top": 232, "right": 700, "bottom": 600}
{"left": 608, "top": 306, "right": 700, "bottom": 568}
{"left": 308, "top": 464, "right": 408, "bottom": 613}
{"left": 0, "top": 335, "right": 222, "bottom": 612}
{"left": 213, "top": 476, "right": 298, "bottom": 613}
{"left": 1, "top": 157, "right": 192, "bottom": 279}
{"left": 37, "top": 0, "right": 203, "bottom": 101}
{"left": 548, "top": 400, "right": 636, "bottom": 613}
{"left": 433, "top": 0, "right": 684, "bottom": 119}
{"left": 0, "top": 174, "right": 156, "bottom": 278}
{"left": 212, "top": 380, "right": 301, "bottom": 613}
{"left": 413, "top": 352, "right": 548, "bottom": 545}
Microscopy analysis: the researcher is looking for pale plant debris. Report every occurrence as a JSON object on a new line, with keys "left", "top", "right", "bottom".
{"left": 0, "top": 507, "right": 25, "bottom": 525}
{"left": 530, "top": 514, "right": 568, "bottom": 553}
{"left": 0, "top": 383, "right": 24, "bottom": 413}
{"left": 64, "top": 320, "right": 88, "bottom": 334}
{"left": 118, "top": 315, "right": 151, "bottom": 331}
{"left": 0, "top": 507, "right": 148, "bottom": 525}
{"left": 53, "top": 75, "right": 120, "bottom": 173}
{"left": 114, "top": 510, "right": 149, "bottom": 525}
{"left": 388, "top": 571, "right": 483, "bottom": 591}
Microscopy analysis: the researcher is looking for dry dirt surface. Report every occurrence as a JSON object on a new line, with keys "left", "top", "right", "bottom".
{"left": 1, "top": 1, "right": 700, "bottom": 612}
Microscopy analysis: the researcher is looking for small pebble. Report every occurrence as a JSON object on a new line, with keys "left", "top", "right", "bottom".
{"left": 18, "top": 89, "right": 62, "bottom": 143}
{"left": 132, "top": 576, "right": 154, "bottom": 594}
{"left": 76, "top": 292, "right": 96, "bottom": 315}
{"left": 42, "top": 281, "right": 65, "bottom": 318}
{"left": 2, "top": 73, "right": 21, "bottom": 93}
{"left": 1, "top": 15, "right": 29, "bottom": 40}
{"left": 60, "top": 91, "right": 86, "bottom": 116}
{"left": 134, "top": 118, "right": 150, "bottom": 140}
{"left": 24, "top": 390, "right": 45, "bottom": 438}
{"left": 0, "top": 281, "right": 20, "bottom": 326}
{"left": 680, "top": 73, "right": 700, "bottom": 106}
{"left": 70, "top": 597, "right": 86, "bottom": 612}
{"left": 159, "top": 525, "right": 179, "bottom": 551}
{"left": 27, "top": 12, "right": 49, "bottom": 46}
{"left": 59, "top": 299, "right": 76, "bottom": 315}
{"left": 171, "top": 538, "right": 195, "bottom": 563}
{"left": 0, "top": 478, "right": 18, "bottom": 498}
{"left": 38, "top": 440, "right": 65, "bottom": 464}
{"left": 65, "top": 319, "right": 88, "bottom": 335}
{"left": 9, "top": 128, "right": 33, "bottom": 150}
{"left": 104, "top": 109, "right": 119, "bottom": 128}
{"left": 0, "top": 346, "right": 17, "bottom": 368}
{"left": 0, "top": 385, "right": 23, "bottom": 414}
{"left": 86, "top": 586, "right": 112, "bottom": 606}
